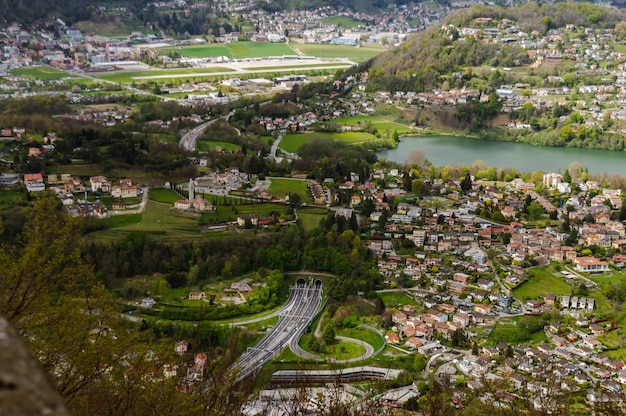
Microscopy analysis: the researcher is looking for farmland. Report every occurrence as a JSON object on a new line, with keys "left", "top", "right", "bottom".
{"left": 267, "top": 177, "right": 311, "bottom": 200}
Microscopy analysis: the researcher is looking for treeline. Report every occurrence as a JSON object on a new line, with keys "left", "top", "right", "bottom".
{"left": 84, "top": 225, "right": 379, "bottom": 301}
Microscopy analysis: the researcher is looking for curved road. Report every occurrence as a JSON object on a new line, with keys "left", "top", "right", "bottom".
{"left": 179, "top": 110, "right": 235, "bottom": 152}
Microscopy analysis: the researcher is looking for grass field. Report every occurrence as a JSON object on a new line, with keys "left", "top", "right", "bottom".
{"left": 11, "top": 66, "right": 75, "bottom": 80}
{"left": 267, "top": 177, "right": 310, "bottom": 199}
{"left": 279, "top": 131, "right": 378, "bottom": 153}
{"left": 338, "top": 326, "right": 385, "bottom": 351}
{"left": 377, "top": 291, "right": 420, "bottom": 309}
{"left": 0, "top": 190, "right": 27, "bottom": 211}
{"left": 319, "top": 16, "right": 365, "bottom": 28}
{"left": 92, "top": 200, "right": 201, "bottom": 241}
{"left": 331, "top": 114, "right": 415, "bottom": 134}
{"left": 298, "top": 212, "right": 325, "bottom": 231}
{"left": 196, "top": 140, "right": 240, "bottom": 152}
{"left": 512, "top": 267, "right": 572, "bottom": 301}
{"left": 162, "top": 41, "right": 297, "bottom": 59}
{"left": 93, "top": 67, "right": 233, "bottom": 83}
{"left": 295, "top": 43, "right": 386, "bottom": 62}
{"left": 245, "top": 62, "right": 351, "bottom": 71}
{"left": 148, "top": 188, "right": 181, "bottom": 204}
{"left": 75, "top": 20, "right": 147, "bottom": 38}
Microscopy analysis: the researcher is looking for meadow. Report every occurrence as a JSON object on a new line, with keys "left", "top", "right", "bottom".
{"left": 319, "top": 16, "right": 365, "bottom": 28}
{"left": 512, "top": 267, "right": 572, "bottom": 301}
{"left": 330, "top": 114, "right": 416, "bottom": 134}
{"left": 11, "top": 66, "right": 76, "bottom": 80}
{"left": 279, "top": 131, "right": 378, "bottom": 153}
{"left": 267, "top": 177, "right": 310, "bottom": 200}
{"left": 196, "top": 140, "right": 241, "bottom": 152}
{"left": 162, "top": 41, "right": 297, "bottom": 59}
{"left": 295, "top": 43, "right": 386, "bottom": 62}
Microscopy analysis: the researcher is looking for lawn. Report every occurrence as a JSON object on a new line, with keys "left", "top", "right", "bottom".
{"left": 91, "top": 200, "right": 201, "bottom": 241}
{"left": 196, "top": 140, "right": 240, "bottom": 152}
{"left": 148, "top": 188, "right": 181, "bottom": 204}
{"left": 11, "top": 66, "right": 75, "bottom": 80}
{"left": 295, "top": 43, "right": 386, "bottom": 62}
{"left": 338, "top": 326, "right": 385, "bottom": 351}
{"left": 279, "top": 131, "right": 378, "bottom": 153}
{"left": 267, "top": 177, "right": 310, "bottom": 200}
{"left": 162, "top": 41, "right": 297, "bottom": 59}
{"left": 377, "top": 291, "right": 420, "bottom": 309}
{"left": 319, "top": 16, "right": 365, "bottom": 28}
{"left": 331, "top": 114, "right": 415, "bottom": 134}
{"left": 245, "top": 62, "right": 351, "bottom": 71}
{"left": 298, "top": 212, "right": 325, "bottom": 231}
{"left": 512, "top": 267, "right": 572, "bottom": 301}
{"left": 0, "top": 190, "right": 27, "bottom": 211}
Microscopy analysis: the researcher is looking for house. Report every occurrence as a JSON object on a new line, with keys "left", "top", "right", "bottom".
{"left": 24, "top": 173, "right": 45, "bottom": 192}
{"left": 175, "top": 340, "right": 190, "bottom": 355}
{"left": 573, "top": 256, "right": 609, "bottom": 272}
{"left": 405, "top": 337, "right": 422, "bottom": 349}
{"left": 477, "top": 279, "right": 494, "bottom": 290}
{"left": 189, "top": 291, "right": 206, "bottom": 300}
{"left": 386, "top": 333, "right": 400, "bottom": 344}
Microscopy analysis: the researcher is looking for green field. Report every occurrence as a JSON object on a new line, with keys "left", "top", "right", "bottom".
{"left": 162, "top": 41, "right": 297, "bottom": 59}
{"left": 12, "top": 66, "right": 75, "bottom": 80}
{"left": 377, "top": 291, "right": 420, "bottom": 309}
{"left": 92, "top": 200, "right": 201, "bottom": 241}
{"left": 279, "top": 131, "right": 378, "bottom": 153}
{"left": 295, "top": 43, "right": 386, "bottom": 62}
{"left": 196, "top": 140, "right": 240, "bottom": 152}
{"left": 148, "top": 188, "right": 181, "bottom": 204}
{"left": 319, "top": 16, "right": 365, "bottom": 28}
{"left": 93, "top": 67, "right": 233, "bottom": 83}
{"left": 0, "top": 190, "right": 27, "bottom": 211}
{"left": 298, "top": 212, "right": 325, "bottom": 231}
{"left": 245, "top": 62, "right": 351, "bottom": 71}
{"left": 75, "top": 20, "right": 148, "bottom": 38}
{"left": 331, "top": 114, "right": 415, "bottom": 134}
{"left": 512, "top": 267, "right": 572, "bottom": 301}
{"left": 338, "top": 326, "right": 385, "bottom": 351}
{"left": 267, "top": 177, "right": 310, "bottom": 199}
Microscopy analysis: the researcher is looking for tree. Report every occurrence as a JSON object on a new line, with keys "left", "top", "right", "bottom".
{"left": 322, "top": 324, "right": 336, "bottom": 345}
{"left": 528, "top": 201, "right": 544, "bottom": 220}
{"left": 460, "top": 172, "right": 472, "bottom": 192}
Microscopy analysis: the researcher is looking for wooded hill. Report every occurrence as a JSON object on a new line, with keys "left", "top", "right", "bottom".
{"left": 363, "top": 2, "right": 626, "bottom": 93}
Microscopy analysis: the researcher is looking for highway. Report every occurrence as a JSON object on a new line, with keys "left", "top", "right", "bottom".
{"left": 233, "top": 278, "right": 323, "bottom": 382}
{"left": 179, "top": 110, "right": 235, "bottom": 152}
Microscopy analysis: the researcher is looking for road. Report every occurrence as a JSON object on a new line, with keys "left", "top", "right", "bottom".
{"left": 233, "top": 279, "right": 323, "bottom": 382}
{"left": 179, "top": 110, "right": 235, "bottom": 152}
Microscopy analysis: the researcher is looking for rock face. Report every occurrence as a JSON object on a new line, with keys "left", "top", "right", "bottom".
{"left": 0, "top": 315, "right": 70, "bottom": 416}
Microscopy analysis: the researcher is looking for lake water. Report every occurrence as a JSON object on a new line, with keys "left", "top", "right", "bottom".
{"left": 377, "top": 135, "right": 626, "bottom": 176}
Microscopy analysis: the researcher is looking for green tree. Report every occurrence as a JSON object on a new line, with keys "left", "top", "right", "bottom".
{"left": 322, "top": 324, "right": 337, "bottom": 345}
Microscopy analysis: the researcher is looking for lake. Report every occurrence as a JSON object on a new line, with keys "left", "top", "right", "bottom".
{"left": 377, "top": 135, "right": 626, "bottom": 176}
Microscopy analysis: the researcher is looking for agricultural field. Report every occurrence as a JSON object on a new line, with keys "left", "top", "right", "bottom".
{"left": 295, "top": 43, "right": 386, "bottom": 62}
{"left": 162, "top": 41, "right": 297, "bottom": 59}
{"left": 11, "top": 66, "right": 76, "bottom": 80}
{"left": 279, "top": 131, "right": 379, "bottom": 153}
{"left": 512, "top": 267, "right": 572, "bottom": 301}
{"left": 267, "top": 177, "right": 310, "bottom": 200}
{"left": 75, "top": 20, "right": 148, "bottom": 38}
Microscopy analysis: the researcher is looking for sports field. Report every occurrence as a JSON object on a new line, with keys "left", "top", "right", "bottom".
{"left": 162, "top": 41, "right": 297, "bottom": 59}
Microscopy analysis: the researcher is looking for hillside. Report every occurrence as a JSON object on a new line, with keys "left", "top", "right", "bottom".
{"left": 364, "top": 2, "right": 626, "bottom": 93}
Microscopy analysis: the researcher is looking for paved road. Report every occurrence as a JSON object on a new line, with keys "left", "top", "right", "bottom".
{"left": 233, "top": 279, "right": 323, "bottom": 382}
{"left": 179, "top": 110, "right": 235, "bottom": 152}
